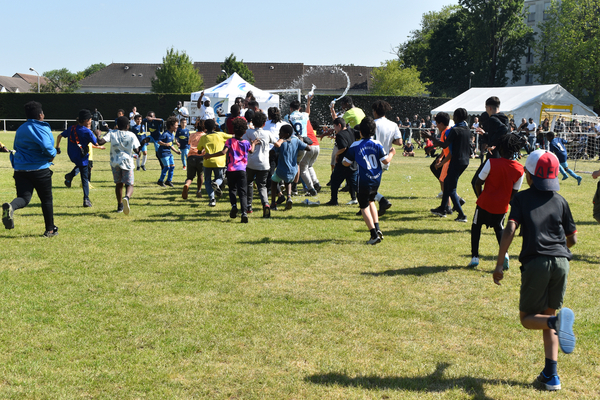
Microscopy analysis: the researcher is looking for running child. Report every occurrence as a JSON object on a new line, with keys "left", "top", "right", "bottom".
{"left": 469, "top": 134, "right": 525, "bottom": 268}
{"left": 204, "top": 118, "right": 257, "bottom": 223}
{"left": 270, "top": 125, "right": 310, "bottom": 211}
{"left": 130, "top": 114, "right": 148, "bottom": 171}
{"left": 546, "top": 131, "right": 582, "bottom": 185}
{"left": 103, "top": 116, "right": 140, "bottom": 214}
{"left": 156, "top": 116, "right": 181, "bottom": 187}
{"left": 176, "top": 119, "right": 190, "bottom": 170}
{"left": 493, "top": 149, "right": 577, "bottom": 391}
{"left": 182, "top": 120, "right": 206, "bottom": 199}
{"left": 342, "top": 117, "right": 395, "bottom": 245}
{"left": 196, "top": 119, "right": 232, "bottom": 207}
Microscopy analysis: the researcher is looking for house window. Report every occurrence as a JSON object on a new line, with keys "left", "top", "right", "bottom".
{"left": 526, "top": 47, "right": 534, "bottom": 64}
{"left": 528, "top": 4, "right": 536, "bottom": 22}
{"left": 544, "top": 2, "right": 551, "bottom": 19}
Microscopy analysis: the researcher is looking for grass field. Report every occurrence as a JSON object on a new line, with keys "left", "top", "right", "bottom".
{"left": 0, "top": 131, "right": 599, "bottom": 399}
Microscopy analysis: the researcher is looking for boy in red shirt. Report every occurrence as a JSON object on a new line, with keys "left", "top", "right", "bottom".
{"left": 469, "top": 134, "right": 525, "bottom": 268}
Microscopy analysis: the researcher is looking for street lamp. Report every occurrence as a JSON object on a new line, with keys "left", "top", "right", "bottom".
{"left": 469, "top": 71, "right": 475, "bottom": 89}
{"left": 221, "top": 69, "right": 229, "bottom": 78}
{"left": 29, "top": 67, "right": 40, "bottom": 93}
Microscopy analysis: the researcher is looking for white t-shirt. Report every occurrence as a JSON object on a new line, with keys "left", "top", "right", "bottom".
{"left": 200, "top": 104, "right": 215, "bottom": 120}
{"left": 243, "top": 127, "right": 277, "bottom": 170}
{"left": 527, "top": 122, "right": 537, "bottom": 136}
{"left": 103, "top": 129, "right": 140, "bottom": 170}
{"left": 375, "top": 117, "right": 402, "bottom": 154}
{"left": 263, "top": 120, "right": 289, "bottom": 142}
{"left": 177, "top": 107, "right": 189, "bottom": 123}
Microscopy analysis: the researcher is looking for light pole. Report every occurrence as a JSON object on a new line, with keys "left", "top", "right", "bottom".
{"left": 29, "top": 67, "right": 40, "bottom": 93}
{"left": 469, "top": 71, "right": 475, "bottom": 89}
{"left": 221, "top": 69, "right": 229, "bottom": 78}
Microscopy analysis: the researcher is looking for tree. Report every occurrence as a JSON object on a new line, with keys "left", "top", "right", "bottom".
{"left": 216, "top": 53, "right": 255, "bottom": 84}
{"left": 36, "top": 68, "right": 80, "bottom": 93}
{"left": 460, "top": 0, "right": 534, "bottom": 87}
{"left": 151, "top": 47, "right": 203, "bottom": 93}
{"left": 371, "top": 60, "right": 430, "bottom": 96}
{"left": 398, "top": 1, "right": 533, "bottom": 96}
{"left": 79, "top": 63, "right": 107, "bottom": 79}
{"left": 531, "top": 0, "right": 600, "bottom": 112}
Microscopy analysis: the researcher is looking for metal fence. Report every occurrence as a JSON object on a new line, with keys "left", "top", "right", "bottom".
{"left": 2, "top": 119, "right": 77, "bottom": 132}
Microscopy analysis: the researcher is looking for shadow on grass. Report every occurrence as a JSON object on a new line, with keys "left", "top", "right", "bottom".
{"left": 572, "top": 253, "right": 600, "bottom": 263}
{"left": 239, "top": 237, "right": 354, "bottom": 245}
{"left": 305, "top": 362, "right": 528, "bottom": 399}
{"left": 362, "top": 265, "right": 466, "bottom": 276}
{"left": 383, "top": 227, "right": 467, "bottom": 236}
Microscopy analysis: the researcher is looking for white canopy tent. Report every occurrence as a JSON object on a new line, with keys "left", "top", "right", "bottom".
{"left": 431, "top": 84, "right": 597, "bottom": 126}
{"left": 190, "top": 72, "right": 280, "bottom": 119}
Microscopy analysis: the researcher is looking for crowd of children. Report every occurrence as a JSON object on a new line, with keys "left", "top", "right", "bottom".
{"left": 3, "top": 97, "right": 591, "bottom": 393}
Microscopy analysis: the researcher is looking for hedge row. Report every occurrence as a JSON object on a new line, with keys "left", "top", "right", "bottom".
{"left": 0, "top": 93, "right": 451, "bottom": 131}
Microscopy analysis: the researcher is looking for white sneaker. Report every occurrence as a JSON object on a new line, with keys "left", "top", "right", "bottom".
{"left": 436, "top": 191, "right": 443, "bottom": 199}
{"left": 467, "top": 257, "right": 479, "bottom": 268}
{"left": 346, "top": 199, "right": 358, "bottom": 205}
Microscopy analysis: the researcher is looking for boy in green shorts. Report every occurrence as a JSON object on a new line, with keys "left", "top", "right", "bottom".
{"left": 493, "top": 149, "right": 577, "bottom": 391}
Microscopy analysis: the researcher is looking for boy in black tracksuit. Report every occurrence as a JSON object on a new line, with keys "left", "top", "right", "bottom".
{"left": 472, "top": 96, "right": 510, "bottom": 192}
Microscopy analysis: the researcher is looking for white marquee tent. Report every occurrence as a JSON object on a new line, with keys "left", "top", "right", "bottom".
{"left": 431, "top": 84, "right": 597, "bottom": 125}
{"left": 190, "top": 72, "right": 279, "bottom": 118}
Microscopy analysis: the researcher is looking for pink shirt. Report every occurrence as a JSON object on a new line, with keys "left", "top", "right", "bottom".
{"left": 225, "top": 138, "right": 251, "bottom": 172}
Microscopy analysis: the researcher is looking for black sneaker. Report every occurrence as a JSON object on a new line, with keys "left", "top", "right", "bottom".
{"left": 141, "top": 165, "right": 146, "bottom": 171}
{"left": 356, "top": 209, "right": 362, "bottom": 216}
{"left": 454, "top": 215, "right": 468, "bottom": 223}
{"left": 285, "top": 197, "right": 293, "bottom": 210}
{"left": 230, "top": 206, "right": 238, "bottom": 219}
{"left": 157, "top": 180, "right": 166, "bottom": 187}
{"left": 326, "top": 180, "right": 331, "bottom": 186}
{"left": 2, "top": 203, "right": 14, "bottom": 229}
{"left": 430, "top": 206, "right": 448, "bottom": 217}
{"left": 165, "top": 181, "right": 174, "bottom": 187}
{"left": 208, "top": 198, "right": 216, "bottom": 207}
{"left": 377, "top": 230, "right": 384, "bottom": 241}
{"left": 136, "top": 166, "right": 140, "bottom": 171}
{"left": 270, "top": 203, "right": 278, "bottom": 211}
{"left": 43, "top": 226, "right": 59, "bottom": 237}
{"left": 324, "top": 200, "right": 339, "bottom": 206}
{"left": 314, "top": 182, "right": 322, "bottom": 193}
{"left": 241, "top": 213, "right": 248, "bottom": 223}
{"left": 367, "top": 236, "right": 381, "bottom": 245}
{"left": 83, "top": 199, "right": 93, "bottom": 208}
{"left": 378, "top": 199, "right": 392, "bottom": 216}
{"left": 263, "top": 204, "right": 271, "bottom": 218}
{"left": 276, "top": 195, "right": 286, "bottom": 205}
{"left": 117, "top": 203, "right": 124, "bottom": 213}
{"left": 64, "top": 180, "right": 71, "bottom": 188}
{"left": 305, "top": 189, "right": 317, "bottom": 197}
{"left": 123, "top": 196, "right": 130, "bottom": 215}
{"left": 340, "top": 185, "right": 350, "bottom": 192}
{"left": 211, "top": 181, "right": 222, "bottom": 198}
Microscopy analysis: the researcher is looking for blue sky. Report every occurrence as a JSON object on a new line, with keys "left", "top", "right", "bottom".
{"left": 1, "top": 0, "right": 457, "bottom": 78}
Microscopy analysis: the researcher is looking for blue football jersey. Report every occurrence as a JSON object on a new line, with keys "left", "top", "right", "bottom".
{"left": 344, "top": 139, "right": 387, "bottom": 188}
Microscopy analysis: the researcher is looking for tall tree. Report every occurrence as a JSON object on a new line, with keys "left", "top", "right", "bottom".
{"left": 151, "top": 48, "right": 203, "bottom": 93}
{"left": 398, "top": 1, "right": 533, "bottom": 96}
{"left": 531, "top": 0, "right": 600, "bottom": 112}
{"left": 460, "top": 0, "right": 534, "bottom": 87}
{"left": 36, "top": 68, "right": 80, "bottom": 93}
{"left": 216, "top": 54, "right": 255, "bottom": 84}
{"left": 371, "top": 61, "right": 430, "bottom": 96}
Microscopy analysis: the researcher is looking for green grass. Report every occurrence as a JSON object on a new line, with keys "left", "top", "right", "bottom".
{"left": 0, "top": 131, "right": 599, "bottom": 399}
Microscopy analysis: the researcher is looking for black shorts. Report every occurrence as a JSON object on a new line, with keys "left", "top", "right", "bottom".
{"left": 357, "top": 186, "right": 378, "bottom": 209}
{"left": 472, "top": 206, "right": 505, "bottom": 228}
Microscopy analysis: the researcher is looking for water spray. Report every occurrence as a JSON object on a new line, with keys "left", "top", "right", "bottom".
{"left": 306, "top": 84, "right": 316, "bottom": 100}
{"left": 330, "top": 68, "right": 351, "bottom": 107}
